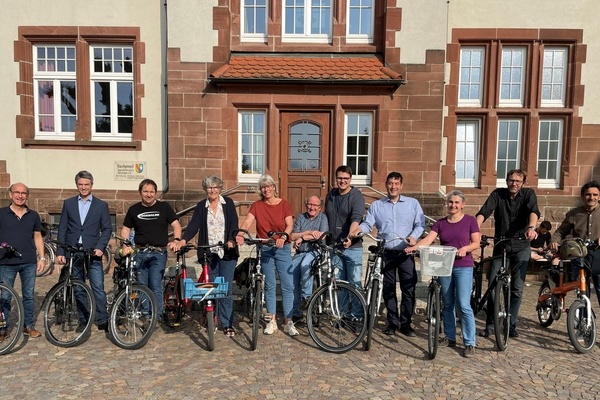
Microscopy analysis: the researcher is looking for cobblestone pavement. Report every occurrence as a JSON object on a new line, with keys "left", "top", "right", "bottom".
{"left": 2, "top": 268, "right": 599, "bottom": 400}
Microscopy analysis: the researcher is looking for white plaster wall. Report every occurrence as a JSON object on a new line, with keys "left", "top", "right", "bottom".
{"left": 0, "top": 0, "right": 163, "bottom": 190}
{"left": 167, "top": 0, "right": 219, "bottom": 63}
{"left": 396, "top": 0, "right": 600, "bottom": 124}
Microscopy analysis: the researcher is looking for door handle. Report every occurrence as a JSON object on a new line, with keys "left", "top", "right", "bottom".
{"left": 321, "top": 176, "right": 326, "bottom": 189}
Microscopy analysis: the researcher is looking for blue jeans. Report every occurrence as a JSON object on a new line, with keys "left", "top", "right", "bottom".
{"left": 486, "top": 246, "right": 530, "bottom": 328}
{"left": 332, "top": 246, "right": 364, "bottom": 318}
{"left": 439, "top": 267, "right": 476, "bottom": 346}
{"left": 135, "top": 250, "right": 167, "bottom": 317}
{"left": 207, "top": 254, "right": 236, "bottom": 328}
{"left": 261, "top": 244, "right": 295, "bottom": 319}
{"left": 0, "top": 263, "right": 36, "bottom": 328}
{"left": 71, "top": 254, "right": 108, "bottom": 325}
{"left": 293, "top": 250, "right": 317, "bottom": 299}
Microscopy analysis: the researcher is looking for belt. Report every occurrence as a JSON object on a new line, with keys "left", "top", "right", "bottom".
{"left": 139, "top": 245, "right": 167, "bottom": 252}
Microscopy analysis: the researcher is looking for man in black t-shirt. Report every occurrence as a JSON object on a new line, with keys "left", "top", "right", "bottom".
{"left": 121, "top": 179, "right": 182, "bottom": 317}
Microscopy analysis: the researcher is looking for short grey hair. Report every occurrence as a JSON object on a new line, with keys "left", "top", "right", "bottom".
{"left": 305, "top": 194, "right": 322, "bottom": 206}
{"left": 75, "top": 170, "right": 94, "bottom": 184}
{"left": 202, "top": 175, "right": 224, "bottom": 192}
{"left": 446, "top": 190, "right": 466, "bottom": 203}
{"left": 257, "top": 174, "right": 277, "bottom": 199}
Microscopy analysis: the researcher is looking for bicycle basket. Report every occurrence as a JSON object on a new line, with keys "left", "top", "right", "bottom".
{"left": 559, "top": 238, "right": 587, "bottom": 260}
{"left": 234, "top": 257, "right": 256, "bottom": 288}
{"left": 419, "top": 246, "right": 457, "bottom": 277}
{"left": 184, "top": 276, "right": 229, "bottom": 300}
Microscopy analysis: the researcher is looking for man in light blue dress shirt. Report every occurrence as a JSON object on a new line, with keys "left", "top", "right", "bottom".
{"left": 351, "top": 171, "right": 425, "bottom": 337}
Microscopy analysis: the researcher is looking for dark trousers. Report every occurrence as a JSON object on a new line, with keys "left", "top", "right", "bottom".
{"left": 382, "top": 251, "right": 416, "bottom": 328}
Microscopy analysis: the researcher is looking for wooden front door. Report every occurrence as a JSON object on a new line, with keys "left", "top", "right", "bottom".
{"left": 280, "top": 112, "right": 331, "bottom": 216}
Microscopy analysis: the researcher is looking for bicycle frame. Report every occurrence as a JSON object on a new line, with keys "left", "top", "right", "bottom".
{"left": 471, "top": 236, "right": 511, "bottom": 314}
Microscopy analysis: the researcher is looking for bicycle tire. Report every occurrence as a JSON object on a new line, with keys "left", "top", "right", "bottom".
{"left": 206, "top": 307, "right": 215, "bottom": 351}
{"left": 566, "top": 299, "right": 597, "bottom": 354}
{"left": 109, "top": 284, "right": 158, "bottom": 350}
{"left": 102, "top": 246, "right": 113, "bottom": 275}
{"left": 365, "top": 279, "right": 379, "bottom": 351}
{"left": 493, "top": 279, "right": 510, "bottom": 351}
{"left": 0, "top": 282, "right": 24, "bottom": 355}
{"left": 43, "top": 279, "right": 96, "bottom": 347}
{"left": 470, "top": 262, "right": 483, "bottom": 313}
{"left": 251, "top": 282, "right": 262, "bottom": 351}
{"left": 427, "top": 282, "right": 441, "bottom": 360}
{"left": 536, "top": 280, "right": 554, "bottom": 327}
{"left": 307, "top": 281, "right": 367, "bottom": 354}
{"left": 162, "top": 279, "right": 183, "bottom": 328}
{"left": 37, "top": 242, "right": 56, "bottom": 276}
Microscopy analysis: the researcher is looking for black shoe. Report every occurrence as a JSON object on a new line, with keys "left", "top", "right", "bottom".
{"left": 399, "top": 325, "right": 416, "bottom": 337}
{"left": 299, "top": 298, "right": 309, "bottom": 312}
{"left": 292, "top": 315, "right": 305, "bottom": 327}
{"left": 384, "top": 324, "right": 398, "bottom": 336}
{"left": 479, "top": 325, "right": 494, "bottom": 337}
{"left": 509, "top": 327, "right": 519, "bottom": 338}
{"left": 76, "top": 322, "right": 86, "bottom": 333}
{"left": 98, "top": 322, "right": 109, "bottom": 332}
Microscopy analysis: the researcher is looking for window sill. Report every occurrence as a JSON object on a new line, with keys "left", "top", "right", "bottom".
{"left": 22, "top": 139, "right": 141, "bottom": 150}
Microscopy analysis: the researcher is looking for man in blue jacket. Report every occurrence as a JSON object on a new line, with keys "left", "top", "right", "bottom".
{"left": 57, "top": 171, "right": 112, "bottom": 331}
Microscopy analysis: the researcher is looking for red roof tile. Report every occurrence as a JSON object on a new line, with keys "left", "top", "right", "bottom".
{"left": 210, "top": 55, "right": 403, "bottom": 83}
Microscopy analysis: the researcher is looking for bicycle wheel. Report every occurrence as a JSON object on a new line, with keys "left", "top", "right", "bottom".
{"left": 427, "top": 282, "right": 441, "bottom": 360}
{"left": 251, "top": 283, "right": 262, "bottom": 351}
{"left": 0, "top": 282, "right": 24, "bottom": 355}
{"left": 44, "top": 280, "right": 96, "bottom": 347}
{"left": 162, "top": 279, "right": 182, "bottom": 328}
{"left": 493, "top": 279, "right": 510, "bottom": 351}
{"left": 470, "top": 263, "right": 482, "bottom": 313}
{"left": 365, "top": 279, "right": 379, "bottom": 351}
{"left": 567, "top": 299, "right": 597, "bottom": 354}
{"left": 307, "top": 282, "right": 367, "bottom": 353}
{"left": 109, "top": 284, "right": 158, "bottom": 350}
{"left": 37, "top": 242, "right": 55, "bottom": 277}
{"left": 102, "top": 246, "right": 113, "bottom": 275}
{"left": 536, "top": 281, "right": 554, "bottom": 327}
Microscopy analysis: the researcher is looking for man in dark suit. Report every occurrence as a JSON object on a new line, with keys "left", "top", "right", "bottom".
{"left": 57, "top": 170, "right": 112, "bottom": 331}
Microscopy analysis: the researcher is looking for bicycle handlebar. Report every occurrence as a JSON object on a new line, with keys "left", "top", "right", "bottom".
{"left": 50, "top": 240, "right": 96, "bottom": 255}
{"left": 232, "top": 229, "right": 276, "bottom": 246}
{"left": 0, "top": 243, "right": 22, "bottom": 258}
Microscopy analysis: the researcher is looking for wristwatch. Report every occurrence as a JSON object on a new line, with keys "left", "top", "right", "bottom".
{"left": 38, "top": 257, "right": 47, "bottom": 261}
{"left": 526, "top": 226, "right": 535, "bottom": 230}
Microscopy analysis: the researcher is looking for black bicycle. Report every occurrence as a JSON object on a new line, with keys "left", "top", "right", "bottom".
{"left": 42, "top": 241, "right": 96, "bottom": 347}
{"left": 470, "top": 235, "right": 522, "bottom": 351}
{"left": 0, "top": 243, "right": 25, "bottom": 355}
{"left": 305, "top": 232, "right": 368, "bottom": 353}
{"left": 233, "top": 229, "right": 274, "bottom": 351}
{"left": 107, "top": 239, "right": 158, "bottom": 350}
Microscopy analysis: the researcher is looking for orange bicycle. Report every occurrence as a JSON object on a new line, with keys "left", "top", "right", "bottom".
{"left": 536, "top": 238, "right": 597, "bottom": 353}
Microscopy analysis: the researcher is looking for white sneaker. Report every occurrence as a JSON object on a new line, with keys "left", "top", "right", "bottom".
{"left": 264, "top": 318, "right": 278, "bottom": 335}
{"left": 284, "top": 321, "right": 299, "bottom": 337}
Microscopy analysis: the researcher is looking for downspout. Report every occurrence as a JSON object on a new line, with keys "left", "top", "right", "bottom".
{"left": 161, "top": 0, "right": 170, "bottom": 193}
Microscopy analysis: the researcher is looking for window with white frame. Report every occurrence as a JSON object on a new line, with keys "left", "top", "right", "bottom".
{"left": 459, "top": 47, "right": 485, "bottom": 107}
{"left": 242, "top": 0, "right": 268, "bottom": 42}
{"left": 283, "top": 0, "right": 332, "bottom": 43}
{"left": 344, "top": 112, "right": 372, "bottom": 183}
{"left": 34, "top": 45, "right": 77, "bottom": 140}
{"left": 496, "top": 119, "right": 522, "bottom": 185}
{"left": 541, "top": 47, "right": 567, "bottom": 107}
{"left": 239, "top": 111, "right": 266, "bottom": 179}
{"left": 537, "top": 119, "right": 563, "bottom": 188}
{"left": 499, "top": 47, "right": 526, "bottom": 107}
{"left": 455, "top": 119, "right": 480, "bottom": 187}
{"left": 346, "top": 0, "right": 374, "bottom": 44}
{"left": 91, "top": 45, "right": 134, "bottom": 141}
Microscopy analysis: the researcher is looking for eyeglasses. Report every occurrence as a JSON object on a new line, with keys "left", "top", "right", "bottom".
{"left": 206, "top": 187, "right": 221, "bottom": 191}
{"left": 11, "top": 191, "right": 28, "bottom": 196}
{"left": 336, "top": 176, "right": 351, "bottom": 181}
{"left": 508, "top": 179, "right": 523, "bottom": 184}
{"left": 306, "top": 203, "right": 321, "bottom": 207}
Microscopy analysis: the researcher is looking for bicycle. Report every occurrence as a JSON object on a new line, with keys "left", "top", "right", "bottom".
{"left": 417, "top": 245, "right": 457, "bottom": 360}
{"left": 536, "top": 238, "right": 597, "bottom": 353}
{"left": 107, "top": 238, "right": 158, "bottom": 350}
{"left": 41, "top": 221, "right": 113, "bottom": 276}
{"left": 470, "top": 235, "right": 522, "bottom": 351}
{"left": 162, "top": 245, "right": 195, "bottom": 328}
{"left": 42, "top": 241, "right": 96, "bottom": 347}
{"left": 233, "top": 229, "right": 274, "bottom": 351}
{"left": 305, "top": 232, "right": 368, "bottom": 353}
{"left": 0, "top": 243, "right": 25, "bottom": 355}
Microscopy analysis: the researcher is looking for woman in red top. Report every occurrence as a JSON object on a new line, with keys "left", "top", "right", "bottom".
{"left": 236, "top": 175, "right": 297, "bottom": 336}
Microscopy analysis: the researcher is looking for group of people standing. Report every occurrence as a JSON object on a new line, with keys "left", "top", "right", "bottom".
{"left": 2, "top": 166, "right": 600, "bottom": 356}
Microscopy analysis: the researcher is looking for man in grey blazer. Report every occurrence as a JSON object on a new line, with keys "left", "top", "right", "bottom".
{"left": 57, "top": 170, "right": 112, "bottom": 331}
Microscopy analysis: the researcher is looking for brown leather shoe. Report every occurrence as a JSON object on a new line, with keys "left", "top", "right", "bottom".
{"left": 24, "top": 326, "right": 42, "bottom": 338}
